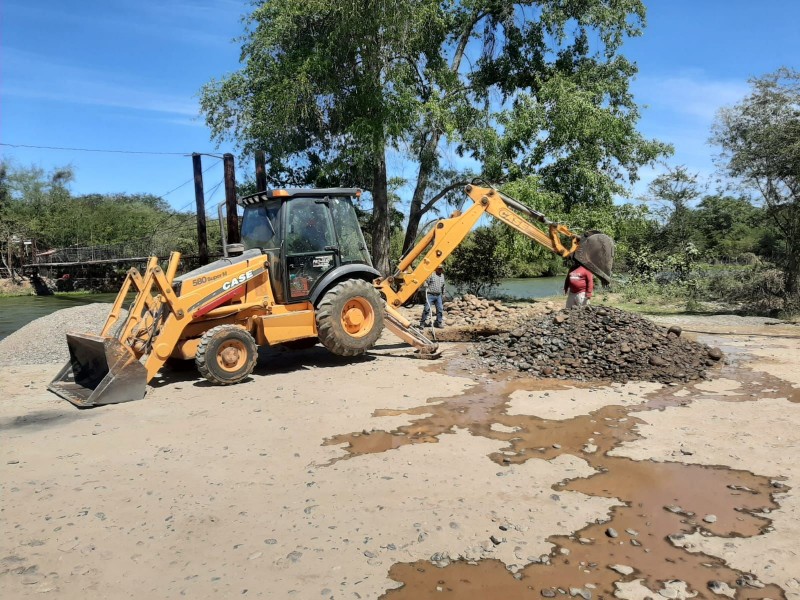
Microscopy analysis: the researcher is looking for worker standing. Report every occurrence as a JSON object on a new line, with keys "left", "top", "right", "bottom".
{"left": 564, "top": 262, "right": 593, "bottom": 308}
{"left": 420, "top": 266, "right": 446, "bottom": 329}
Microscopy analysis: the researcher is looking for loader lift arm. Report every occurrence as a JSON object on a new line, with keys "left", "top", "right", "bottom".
{"left": 49, "top": 251, "right": 273, "bottom": 407}
{"left": 376, "top": 183, "right": 614, "bottom": 353}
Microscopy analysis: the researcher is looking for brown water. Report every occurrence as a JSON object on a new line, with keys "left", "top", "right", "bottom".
{"left": 322, "top": 349, "right": 794, "bottom": 599}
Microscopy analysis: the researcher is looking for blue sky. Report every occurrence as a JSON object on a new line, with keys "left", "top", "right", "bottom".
{"left": 2, "top": 0, "right": 798, "bottom": 215}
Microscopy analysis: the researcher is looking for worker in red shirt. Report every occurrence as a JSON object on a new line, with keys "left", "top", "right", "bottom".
{"left": 564, "top": 262, "right": 593, "bottom": 308}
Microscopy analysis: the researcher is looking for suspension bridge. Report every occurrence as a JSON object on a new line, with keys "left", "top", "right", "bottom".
{"left": 25, "top": 239, "right": 190, "bottom": 268}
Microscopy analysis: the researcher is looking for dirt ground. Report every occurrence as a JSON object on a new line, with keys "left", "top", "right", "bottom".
{"left": 1, "top": 317, "right": 799, "bottom": 599}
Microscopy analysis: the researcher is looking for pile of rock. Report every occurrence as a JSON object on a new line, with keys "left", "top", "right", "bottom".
{"left": 473, "top": 306, "right": 723, "bottom": 383}
{"left": 443, "top": 295, "right": 526, "bottom": 327}
{"left": 0, "top": 303, "right": 124, "bottom": 366}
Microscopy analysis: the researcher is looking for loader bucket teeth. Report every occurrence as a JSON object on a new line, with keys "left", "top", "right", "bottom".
{"left": 574, "top": 232, "right": 615, "bottom": 285}
{"left": 48, "top": 333, "right": 147, "bottom": 408}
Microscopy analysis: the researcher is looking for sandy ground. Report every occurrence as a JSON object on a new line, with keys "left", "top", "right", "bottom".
{"left": 2, "top": 319, "right": 800, "bottom": 599}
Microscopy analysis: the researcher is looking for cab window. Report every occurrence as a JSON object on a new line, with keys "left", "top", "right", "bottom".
{"left": 241, "top": 200, "right": 280, "bottom": 249}
{"left": 285, "top": 197, "right": 335, "bottom": 253}
{"left": 329, "top": 196, "right": 372, "bottom": 265}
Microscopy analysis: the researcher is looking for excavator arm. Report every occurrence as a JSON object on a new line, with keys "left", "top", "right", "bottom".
{"left": 376, "top": 183, "right": 615, "bottom": 353}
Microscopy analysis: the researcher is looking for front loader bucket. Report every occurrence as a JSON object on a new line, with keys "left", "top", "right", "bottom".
{"left": 48, "top": 333, "right": 147, "bottom": 408}
{"left": 574, "top": 232, "right": 615, "bottom": 285}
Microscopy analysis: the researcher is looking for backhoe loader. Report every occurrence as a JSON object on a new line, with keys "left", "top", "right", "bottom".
{"left": 49, "top": 183, "right": 613, "bottom": 407}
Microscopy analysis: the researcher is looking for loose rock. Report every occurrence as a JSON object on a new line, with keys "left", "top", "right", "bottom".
{"left": 707, "top": 581, "right": 735, "bottom": 598}
{"left": 471, "top": 306, "right": 721, "bottom": 383}
{"left": 610, "top": 564, "right": 635, "bottom": 576}
{"left": 0, "top": 303, "right": 127, "bottom": 366}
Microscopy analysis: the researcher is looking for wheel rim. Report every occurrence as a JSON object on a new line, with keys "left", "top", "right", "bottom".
{"left": 341, "top": 297, "right": 375, "bottom": 338}
{"left": 216, "top": 340, "right": 248, "bottom": 372}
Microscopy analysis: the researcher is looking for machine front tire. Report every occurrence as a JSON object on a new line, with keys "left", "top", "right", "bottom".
{"left": 196, "top": 325, "right": 258, "bottom": 385}
{"left": 316, "top": 279, "right": 384, "bottom": 357}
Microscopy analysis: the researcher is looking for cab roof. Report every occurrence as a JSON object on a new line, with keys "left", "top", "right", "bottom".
{"left": 237, "top": 188, "right": 361, "bottom": 206}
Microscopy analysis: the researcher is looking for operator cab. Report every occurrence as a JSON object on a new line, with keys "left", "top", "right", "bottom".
{"left": 238, "top": 188, "right": 373, "bottom": 304}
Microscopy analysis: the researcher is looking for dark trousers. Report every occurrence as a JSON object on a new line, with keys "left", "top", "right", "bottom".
{"left": 421, "top": 292, "right": 444, "bottom": 325}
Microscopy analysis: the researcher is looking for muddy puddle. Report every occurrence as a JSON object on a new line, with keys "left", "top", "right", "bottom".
{"left": 323, "top": 341, "right": 796, "bottom": 599}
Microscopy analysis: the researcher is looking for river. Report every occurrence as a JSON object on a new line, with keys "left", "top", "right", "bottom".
{"left": 0, "top": 293, "right": 122, "bottom": 342}
{"left": 493, "top": 276, "right": 563, "bottom": 300}
{"left": 0, "top": 276, "right": 564, "bottom": 342}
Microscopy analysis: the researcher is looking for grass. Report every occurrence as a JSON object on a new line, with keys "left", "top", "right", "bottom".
{"left": 0, "top": 279, "right": 34, "bottom": 297}
{"left": 52, "top": 290, "right": 98, "bottom": 297}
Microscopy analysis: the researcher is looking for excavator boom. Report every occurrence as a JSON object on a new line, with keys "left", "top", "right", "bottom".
{"left": 376, "top": 183, "right": 615, "bottom": 352}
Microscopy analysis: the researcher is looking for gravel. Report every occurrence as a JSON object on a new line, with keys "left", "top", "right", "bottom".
{"left": 0, "top": 303, "right": 124, "bottom": 366}
{"left": 472, "top": 306, "right": 723, "bottom": 384}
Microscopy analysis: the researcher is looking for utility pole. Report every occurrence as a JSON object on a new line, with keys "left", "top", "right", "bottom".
{"left": 223, "top": 153, "right": 240, "bottom": 244}
{"left": 255, "top": 150, "right": 267, "bottom": 193}
{"left": 192, "top": 153, "right": 209, "bottom": 265}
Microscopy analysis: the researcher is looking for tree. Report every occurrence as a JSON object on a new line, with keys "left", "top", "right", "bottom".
{"left": 692, "top": 195, "right": 765, "bottom": 261}
{"left": 639, "top": 165, "right": 703, "bottom": 249}
{"left": 0, "top": 162, "right": 203, "bottom": 255}
{"left": 200, "top": 0, "right": 669, "bottom": 274}
{"left": 711, "top": 67, "right": 800, "bottom": 295}
{"left": 447, "top": 226, "right": 509, "bottom": 296}
{"left": 497, "top": 176, "right": 657, "bottom": 276}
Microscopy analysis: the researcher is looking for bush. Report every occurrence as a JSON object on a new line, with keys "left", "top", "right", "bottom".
{"left": 617, "top": 278, "right": 688, "bottom": 305}
{"left": 447, "top": 227, "right": 509, "bottom": 296}
{"left": 699, "top": 267, "right": 787, "bottom": 315}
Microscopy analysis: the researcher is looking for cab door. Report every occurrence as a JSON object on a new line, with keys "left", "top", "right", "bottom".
{"left": 283, "top": 197, "right": 338, "bottom": 301}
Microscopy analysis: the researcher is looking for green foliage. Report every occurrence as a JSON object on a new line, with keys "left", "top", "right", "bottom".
{"left": 639, "top": 165, "right": 703, "bottom": 249}
{"left": 200, "top": 0, "right": 669, "bottom": 272}
{"left": 691, "top": 195, "right": 767, "bottom": 261}
{"left": 712, "top": 67, "right": 800, "bottom": 294}
{"left": 698, "top": 268, "right": 787, "bottom": 316}
{"left": 493, "top": 177, "right": 565, "bottom": 277}
{"left": 446, "top": 227, "right": 509, "bottom": 296}
{"left": 495, "top": 176, "right": 657, "bottom": 277}
{"left": 0, "top": 162, "right": 202, "bottom": 255}
{"left": 624, "top": 242, "right": 699, "bottom": 284}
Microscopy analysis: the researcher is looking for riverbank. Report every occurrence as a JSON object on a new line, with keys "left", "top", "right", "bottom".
{"left": 0, "top": 292, "right": 124, "bottom": 342}
{"left": 1, "top": 311, "right": 799, "bottom": 598}
{"left": 0, "top": 278, "right": 34, "bottom": 297}
{"left": 531, "top": 291, "right": 800, "bottom": 324}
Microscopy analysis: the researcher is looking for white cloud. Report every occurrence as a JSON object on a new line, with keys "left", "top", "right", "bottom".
{"left": 622, "top": 71, "right": 754, "bottom": 201}
{"left": 3, "top": 48, "right": 199, "bottom": 117}
{"left": 635, "top": 73, "right": 749, "bottom": 120}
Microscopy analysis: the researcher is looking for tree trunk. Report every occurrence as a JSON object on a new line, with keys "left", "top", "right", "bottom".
{"left": 785, "top": 237, "right": 799, "bottom": 296}
{"left": 402, "top": 163, "right": 432, "bottom": 253}
{"left": 402, "top": 132, "right": 441, "bottom": 253}
{"left": 370, "top": 152, "right": 391, "bottom": 275}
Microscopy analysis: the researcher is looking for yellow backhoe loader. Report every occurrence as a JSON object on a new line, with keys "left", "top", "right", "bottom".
{"left": 49, "top": 183, "right": 614, "bottom": 407}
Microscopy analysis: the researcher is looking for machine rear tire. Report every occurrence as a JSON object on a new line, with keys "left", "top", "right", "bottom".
{"left": 316, "top": 279, "right": 384, "bottom": 356}
{"left": 196, "top": 325, "right": 258, "bottom": 385}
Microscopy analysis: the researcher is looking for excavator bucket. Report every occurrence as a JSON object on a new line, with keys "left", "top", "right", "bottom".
{"left": 574, "top": 232, "right": 615, "bottom": 285}
{"left": 48, "top": 333, "right": 147, "bottom": 408}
